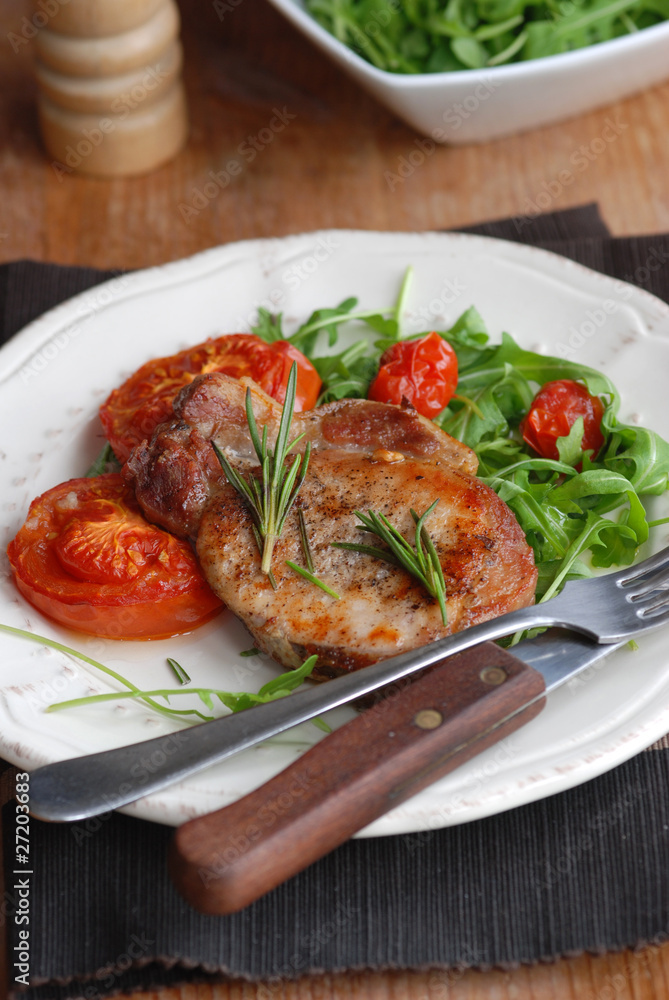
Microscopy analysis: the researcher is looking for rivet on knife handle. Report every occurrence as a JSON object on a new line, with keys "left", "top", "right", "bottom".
{"left": 168, "top": 641, "right": 546, "bottom": 915}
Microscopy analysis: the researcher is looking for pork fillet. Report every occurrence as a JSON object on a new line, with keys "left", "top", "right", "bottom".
{"left": 197, "top": 450, "right": 537, "bottom": 677}
{"left": 126, "top": 372, "right": 478, "bottom": 539}
{"left": 125, "top": 372, "right": 537, "bottom": 678}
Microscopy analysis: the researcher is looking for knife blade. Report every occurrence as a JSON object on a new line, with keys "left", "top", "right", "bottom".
{"left": 167, "top": 629, "right": 625, "bottom": 914}
{"left": 28, "top": 627, "right": 625, "bottom": 825}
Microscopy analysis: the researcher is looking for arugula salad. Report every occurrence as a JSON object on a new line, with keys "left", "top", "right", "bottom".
{"left": 304, "top": 0, "right": 669, "bottom": 74}
{"left": 250, "top": 267, "right": 669, "bottom": 603}
{"left": 4, "top": 263, "right": 669, "bottom": 726}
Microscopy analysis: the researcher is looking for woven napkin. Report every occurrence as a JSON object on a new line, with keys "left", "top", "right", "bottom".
{"left": 2, "top": 205, "right": 669, "bottom": 999}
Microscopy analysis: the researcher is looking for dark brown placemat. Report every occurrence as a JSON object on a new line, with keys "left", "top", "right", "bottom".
{"left": 2, "top": 205, "right": 669, "bottom": 998}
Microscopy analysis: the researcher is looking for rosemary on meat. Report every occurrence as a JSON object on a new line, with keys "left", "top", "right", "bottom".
{"left": 285, "top": 561, "right": 341, "bottom": 600}
{"left": 286, "top": 508, "right": 340, "bottom": 601}
{"left": 298, "top": 508, "right": 314, "bottom": 573}
{"left": 212, "top": 363, "right": 310, "bottom": 585}
{"left": 333, "top": 501, "right": 448, "bottom": 625}
{"left": 285, "top": 509, "right": 341, "bottom": 598}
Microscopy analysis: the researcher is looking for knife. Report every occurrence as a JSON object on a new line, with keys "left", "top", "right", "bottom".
{"left": 168, "top": 629, "right": 626, "bottom": 914}
{"left": 28, "top": 627, "right": 624, "bottom": 828}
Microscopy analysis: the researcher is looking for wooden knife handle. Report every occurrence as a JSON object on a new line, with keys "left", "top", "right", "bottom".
{"left": 169, "top": 641, "right": 546, "bottom": 914}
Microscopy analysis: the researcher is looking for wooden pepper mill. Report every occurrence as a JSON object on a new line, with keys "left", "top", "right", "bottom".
{"left": 34, "top": 0, "right": 188, "bottom": 177}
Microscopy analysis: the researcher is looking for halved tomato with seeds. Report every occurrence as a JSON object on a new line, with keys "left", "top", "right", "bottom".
{"left": 100, "top": 334, "right": 322, "bottom": 461}
{"left": 7, "top": 474, "right": 223, "bottom": 639}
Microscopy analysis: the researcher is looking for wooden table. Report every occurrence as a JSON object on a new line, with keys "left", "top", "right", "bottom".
{"left": 2, "top": 0, "right": 669, "bottom": 997}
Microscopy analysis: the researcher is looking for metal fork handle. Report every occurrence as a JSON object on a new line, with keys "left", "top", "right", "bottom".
{"left": 29, "top": 602, "right": 569, "bottom": 822}
{"left": 26, "top": 545, "right": 669, "bottom": 823}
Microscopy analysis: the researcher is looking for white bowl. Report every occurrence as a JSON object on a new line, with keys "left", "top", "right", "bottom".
{"left": 266, "top": 0, "right": 669, "bottom": 144}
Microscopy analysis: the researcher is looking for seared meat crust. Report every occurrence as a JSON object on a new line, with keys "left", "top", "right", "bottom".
{"left": 125, "top": 372, "right": 477, "bottom": 539}
{"left": 197, "top": 451, "right": 537, "bottom": 679}
{"left": 125, "top": 372, "right": 537, "bottom": 679}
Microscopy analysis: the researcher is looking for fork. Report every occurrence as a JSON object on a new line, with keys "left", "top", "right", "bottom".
{"left": 28, "top": 544, "right": 669, "bottom": 822}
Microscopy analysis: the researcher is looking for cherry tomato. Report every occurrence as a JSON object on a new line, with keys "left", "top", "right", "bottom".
{"left": 100, "top": 334, "right": 322, "bottom": 461}
{"left": 367, "top": 332, "right": 458, "bottom": 419}
{"left": 7, "top": 474, "right": 223, "bottom": 640}
{"left": 520, "top": 379, "right": 605, "bottom": 461}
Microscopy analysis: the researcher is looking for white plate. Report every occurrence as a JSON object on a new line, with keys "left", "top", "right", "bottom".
{"left": 1, "top": 230, "right": 669, "bottom": 835}
{"left": 266, "top": 1, "right": 669, "bottom": 143}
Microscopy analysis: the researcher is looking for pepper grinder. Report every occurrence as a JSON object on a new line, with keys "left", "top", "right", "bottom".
{"left": 34, "top": 0, "right": 188, "bottom": 177}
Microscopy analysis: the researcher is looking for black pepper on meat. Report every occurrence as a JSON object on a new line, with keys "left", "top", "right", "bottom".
{"left": 125, "top": 372, "right": 538, "bottom": 680}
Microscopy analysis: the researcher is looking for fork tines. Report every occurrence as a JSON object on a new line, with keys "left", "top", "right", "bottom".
{"left": 619, "top": 545, "right": 669, "bottom": 590}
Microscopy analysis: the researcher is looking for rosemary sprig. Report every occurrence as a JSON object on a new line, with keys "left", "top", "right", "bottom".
{"left": 167, "top": 657, "right": 191, "bottom": 685}
{"left": 85, "top": 442, "right": 121, "bottom": 477}
{"left": 298, "top": 508, "right": 314, "bottom": 573}
{"left": 212, "top": 363, "right": 311, "bottom": 583}
{"left": 333, "top": 501, "right": 448, "bottom": 625}
{"left": 286, "top": 509, "right": 340, "bottom": 598}
{"left": 285, "top": 561, "right": 341, "bottom": 600}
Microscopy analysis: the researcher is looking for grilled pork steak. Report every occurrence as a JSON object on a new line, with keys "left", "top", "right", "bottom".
{"left": 126, "top": 372, "right": 478, "bottom": 539}
{"left": 126, "top": 373, "right": 537, "bottom": 677}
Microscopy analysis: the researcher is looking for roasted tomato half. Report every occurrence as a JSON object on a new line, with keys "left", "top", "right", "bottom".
{"left": 100, "top": 334, "right": 322, "bottom": 461}
{"left": 520, "top": 379, "right": 605, "bottom": 461}
{"left": 368, "top": 332, "right": 458, "bottom": 419}
{"left": 7, "top": 474, "right": 223, "bottom": 640}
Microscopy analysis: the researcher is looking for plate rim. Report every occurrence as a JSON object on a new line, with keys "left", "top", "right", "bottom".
{"left": 2, "top": 227, "right": 669, "bottom": 834}
{"left": 4, "top": 228, "right": 669, "bottom": 384}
